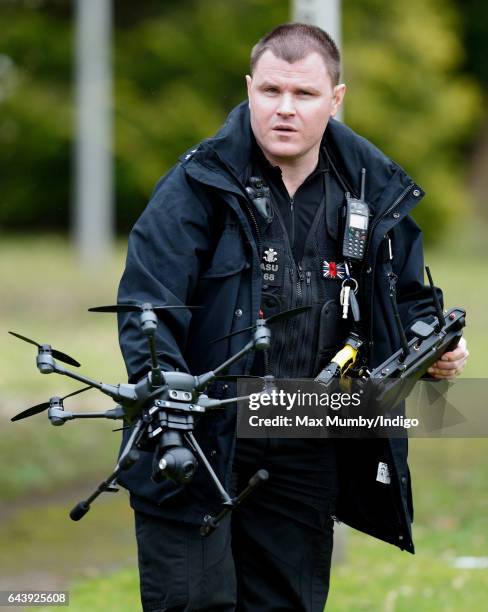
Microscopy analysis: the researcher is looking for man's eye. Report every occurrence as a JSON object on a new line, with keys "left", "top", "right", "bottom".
{"left": 263, "top": 87, "right": 278, "bottom": 94}
{"left": 298, "top": 91, "right": 312, "bottom": 96}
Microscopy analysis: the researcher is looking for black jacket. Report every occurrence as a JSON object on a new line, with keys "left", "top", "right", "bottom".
{"left": 118, "top": 101, "right": 440, "bottom": 553}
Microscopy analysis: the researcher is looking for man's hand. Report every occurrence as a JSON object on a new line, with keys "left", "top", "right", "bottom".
{"left": 427, "top": 336, "right": 469, "bottom": 379}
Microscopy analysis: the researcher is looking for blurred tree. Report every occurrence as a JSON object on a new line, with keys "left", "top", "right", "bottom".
{"left": 0, "top": 0, "right": 482, "bottom": 241}
{"left": 455, "top": 0, "right": 488, "bottom": 89}
{"left": 0, "top": 0, "right": 286, "bottom": 231}
{"left": 343, "top": 0, "right": 481, "bottom": 235}
{"left": 0, "top": 2, "right": 73, "bottom": 229}
{"left": 453, "top": 0, "right": 488, "bottom": 225}
{"left": 112, "top": 0, "right": 287, "bottom": 228}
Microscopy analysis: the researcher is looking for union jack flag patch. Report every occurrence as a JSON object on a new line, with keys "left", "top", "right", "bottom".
{"left": 322, "top": 260, "right": 346, "bottom": 279}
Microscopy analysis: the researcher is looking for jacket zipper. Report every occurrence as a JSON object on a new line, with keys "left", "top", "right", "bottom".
{"left": 363, "top": 183, "right": 414, "bottom": 264}
{"left": 388, "top": 271, "right": 398, "bottom": 293}
{"left": 296, "top": 262, "right": 304, "bottom": 300}
{"left": 213, "top": 157, "right": 265, "bottom": 264}
{"left": 243, "top": 201, "right": 263, "bottom": 259}
{"left": 363, "top": 183, "right": 414, "bottom": 354}
{"left": 277, "top": 267, "right": 296, "bottom": 376}
{"left": 290, "top": 196, "right": 295, "bottom": 247}
{"left": 299, "top": 270, "right": 313, "bottom": 375}
{"left": 289, "top": 263, "right": 303, "bottom": 374}
{"left": 289, "top": 267, "right": 314, "bottom": 376}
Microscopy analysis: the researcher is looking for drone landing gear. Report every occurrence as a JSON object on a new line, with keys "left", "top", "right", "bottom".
{"left": 70, "top": 416, "right": 269, "bottom": 535}
{"left": 200, "top": 469, "right": 269, "bottom": 537}
{"left": 183, "top": 431, "right": 269, "bottom": 536}
{"left": 69, "top": 419, "right": 144, "bottom": 521}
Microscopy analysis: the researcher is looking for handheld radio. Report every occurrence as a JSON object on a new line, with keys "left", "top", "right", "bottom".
{"left": 342, "top": 168, "right": 369, "bottom": 261}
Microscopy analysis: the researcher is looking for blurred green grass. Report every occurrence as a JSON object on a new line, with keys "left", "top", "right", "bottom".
{"left": 26, "top": 436, "right": 488, "bottom": 612}
{"left": 0, "top": 235, "right": 127, "bottom": 396}
{"left": 424, "top": 249, "right": 487, "bottom": 379}
{"left": 2, "top": 493, "right": 135, "bottom": 576}
{"left": 25, "top": 439, "right": 488, "bottom": 611}
{"left": 1, "top": 235, "right": 486, "bottom": 611}
{"left": 0, "top": 235, "right": 128, "bottom": 498}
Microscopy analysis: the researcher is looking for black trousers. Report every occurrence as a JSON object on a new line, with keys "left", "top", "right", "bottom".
{"left": 135, "top": 438, "right": 337, "bottom": 612}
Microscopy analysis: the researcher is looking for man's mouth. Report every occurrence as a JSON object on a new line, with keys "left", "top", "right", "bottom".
{"left": 272, "top": 125, "right": 297, "bottom": 132}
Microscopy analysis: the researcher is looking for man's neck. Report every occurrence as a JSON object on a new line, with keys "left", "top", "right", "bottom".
{"left": 261, "top": 148, "right": 320, "bottom": 198}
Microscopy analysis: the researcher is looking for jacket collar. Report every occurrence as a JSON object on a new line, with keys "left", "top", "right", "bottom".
{"left": 182, "top": 101, "right": 422, "bottom": 218}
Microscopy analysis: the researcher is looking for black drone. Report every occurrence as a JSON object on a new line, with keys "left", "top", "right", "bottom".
{"left": 10, "top": 302, "right": 309, "bottom": 536}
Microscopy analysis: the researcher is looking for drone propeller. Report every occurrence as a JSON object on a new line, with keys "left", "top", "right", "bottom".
{"left": 8, "top": 331, "right": 81, "bottom": 367}
{"left": 211, "top": 305, "right": 311, "bottom": 344}
{"left": 89, "top": 303, "right": 202, "bottom": 314}
{"left": 11, "top": 385, "right": 93, "bottom": 422}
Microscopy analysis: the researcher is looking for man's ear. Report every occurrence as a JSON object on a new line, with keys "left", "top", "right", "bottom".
{"left": 331, "top": 83, "right": 346, "bottom": 117}
{"left": 245, "top": 74, "right": 252, "bottom": 99}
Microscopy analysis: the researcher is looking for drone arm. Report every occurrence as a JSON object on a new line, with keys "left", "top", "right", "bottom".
{"left": 146, "top": 336, "right": 164, "bottom": 386}
{"left": 135, "top": 307, "right": 165, "bottom": 386}
{"left": 52, "top": 362, "right": 106, "bottom": 390}
{"left": 64, "top": 408, "right": 125, "bottom": 420}
{"left": 196, "top": 340, "right": 254, "bottom": 390}
{"left": 53, "top": 363, "right": 137, "bottom": 402}
{"left": 198, "top": 395, "right": 251, "bottom": 410}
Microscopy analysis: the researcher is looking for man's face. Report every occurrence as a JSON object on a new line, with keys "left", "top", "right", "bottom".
{"left": 246, "top": 50, "right": 345, "bottom": 166}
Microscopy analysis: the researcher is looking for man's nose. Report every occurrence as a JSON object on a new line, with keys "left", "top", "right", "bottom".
{"left": 277, "top": 93, "right": 295, "bottom": 116}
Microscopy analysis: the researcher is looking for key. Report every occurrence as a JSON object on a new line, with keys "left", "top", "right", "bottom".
{"left": 349, "top": 288, "right": 361, "bottom": 322}
{"left": 340, "top": 284, "right": 351, "bottom": 319}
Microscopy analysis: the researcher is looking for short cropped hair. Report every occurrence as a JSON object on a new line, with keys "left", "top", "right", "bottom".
{"left": 250, "top": 23, "right": 341, "bottom": 85}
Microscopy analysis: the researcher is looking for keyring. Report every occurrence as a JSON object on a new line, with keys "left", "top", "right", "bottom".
{"left": 341, "top": 277, "right": 358, "bottom": 294}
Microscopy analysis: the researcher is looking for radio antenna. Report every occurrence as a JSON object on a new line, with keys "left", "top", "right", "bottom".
{"left": 360, "top": 168, "right": 366, "bottom": 200}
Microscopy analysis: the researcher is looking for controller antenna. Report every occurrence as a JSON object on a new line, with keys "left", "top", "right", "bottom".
{"left": 425, "top": 266, "right": 445, "bottom": 332}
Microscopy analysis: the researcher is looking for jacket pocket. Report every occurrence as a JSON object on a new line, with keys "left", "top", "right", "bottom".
{"left": 200, "top": 228, "right": 249, "bottom": 279}
{"left": 314, "top": 299, "right": 349, "bottom": 373}
{"left": 193, "top": 227, "right": 251, "bottom": 354}
{"left": 261, "top": 290, "right": 282, "bottom": 319}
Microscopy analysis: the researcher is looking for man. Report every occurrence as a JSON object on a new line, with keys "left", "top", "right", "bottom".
{"left": 117, "top": 23, "right": 468, "bottom": 611}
